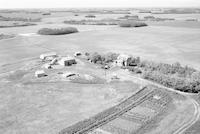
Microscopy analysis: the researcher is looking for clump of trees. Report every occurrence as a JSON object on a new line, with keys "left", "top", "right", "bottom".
{"left": 37, "top": 27, "right": 78, "bottom": 35}
{"left": 119, "top": 20, "right": 147, "bottom": 27}
{"left": 0, "top": 16, "right": 41, "bottom": 22}
{"left": 87, "top": 52, "right": 119, "bottom": 65}
{"left": 0, "top": 33, "right": 15, "bottom": 40}
{"left": 140, "top": 61, "right": 200, "bottom": 93}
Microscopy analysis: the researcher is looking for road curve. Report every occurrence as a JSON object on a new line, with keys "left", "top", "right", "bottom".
{"left": 172, "top": 98, "right": 200, "bottom": 134}
{"left": 128, "top": 74, "right": 200, "bottom": 134}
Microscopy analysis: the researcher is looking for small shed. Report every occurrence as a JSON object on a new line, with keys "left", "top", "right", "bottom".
{"left": 40, "top": 52, "right": 57, "bottom": 60}
{"left": 62, "top": 72, "right": 76, "bottom": 78}
{"left": 58, "top": 56, "right": 76, "bottom": 66}
{"left": 74, "top": 52, "right": 82, "bottom": 57}
{"left": 41, "top": 63, "right": 51, "bottom": 69}
{"left": 35, "top": 70, "right": 46, "bottom": 77}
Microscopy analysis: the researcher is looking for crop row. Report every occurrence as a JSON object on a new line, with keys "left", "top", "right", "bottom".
{"left": 120, "top": 112, "right": 147, "bottom": 124}
{"left": 59, "top": 87, "right": 153, "bottom": 134}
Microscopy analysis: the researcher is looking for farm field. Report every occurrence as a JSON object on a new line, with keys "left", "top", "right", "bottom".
{"left": 1, "top": 23, "right": 200, "bottom": 72}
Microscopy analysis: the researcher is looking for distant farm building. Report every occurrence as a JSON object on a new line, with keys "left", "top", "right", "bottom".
{"left": 40, "top": 52, "right": 57, "bottom": 60}
{"left": 116, "top": 54, "right": 132, "bottom": 66}
{"left": 58, "top": 56, "right": 76, "bottom": 66}
{"left": 35, "top": 70, "right": 46, "bottom": 77}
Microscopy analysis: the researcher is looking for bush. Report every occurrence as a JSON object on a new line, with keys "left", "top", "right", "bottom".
{"left": 88, "top": 52, "right": 102, "bottom": 63}
{"left": 103, "top": 52, "right": 119, "bottom": 63}
{"left": 119, "top": 20, "right": 147, "bottom": 27}
{"left": 37, "top": 27, "right": 78, "bottom": 35}
{"left": 140, "top": 60, "right": 200, "bottom": 93}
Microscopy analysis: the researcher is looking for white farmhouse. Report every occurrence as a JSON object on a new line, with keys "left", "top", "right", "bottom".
{"left": 116, "top": 54, "right": 132, "bottom": 66}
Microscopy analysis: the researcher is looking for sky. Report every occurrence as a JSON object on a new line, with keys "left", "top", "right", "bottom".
{"left": 0, "top": 0, "right": 200, "bottom": 8}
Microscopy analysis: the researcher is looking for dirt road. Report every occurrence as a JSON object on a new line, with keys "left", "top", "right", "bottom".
{"left": 128, "top": 73, "right": 200, "bottom": 134}
{"left": 172, "top": 98, "right": 200, "bottom": 134}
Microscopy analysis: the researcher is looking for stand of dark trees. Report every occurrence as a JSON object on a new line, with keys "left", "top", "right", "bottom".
{"left": 37, "top": 27, "right": 78, "bottom": 35}
{"left": 86, "top": 52, "right": 200, "bottom": 93}
{"left": 139, "top": 61, "right": 200, "bottom": 93}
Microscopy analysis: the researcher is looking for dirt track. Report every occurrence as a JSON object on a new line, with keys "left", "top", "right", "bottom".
{"left": 172, "top": 99, "right": 200, "bottom": 134}
{"left": 128, "top": 73, "right": 200, "bottom": 134}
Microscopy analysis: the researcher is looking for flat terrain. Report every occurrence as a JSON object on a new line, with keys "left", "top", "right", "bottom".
{"left": 1, "top": 8, "right": 200, "bottom": 134}
{"left": 1, "top": 24, "right": 200, "bottom": 72}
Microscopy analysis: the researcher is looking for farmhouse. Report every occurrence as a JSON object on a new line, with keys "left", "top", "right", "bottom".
{"left": 58, "top": 56, "right": 76, "bottom": 66}
{"left": 39, "top": 52, "right": 57, "bottom": 60}
{"left": 116, "top": 54, "right": 132, "bottom": 66}
{"left": 35, "top": 70, "right": 46, "bottom": 77}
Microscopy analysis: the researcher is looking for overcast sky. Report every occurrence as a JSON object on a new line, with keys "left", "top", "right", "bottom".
{"left": 0, "top": 0, "right": 200, "bottom": 8}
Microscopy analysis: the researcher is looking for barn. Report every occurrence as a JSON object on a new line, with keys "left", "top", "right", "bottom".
{"left": 58, "top": 56, "right": 76, "bottom": 66}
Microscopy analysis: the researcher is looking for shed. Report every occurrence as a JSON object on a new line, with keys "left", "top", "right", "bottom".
{"left": 62, "top": 72, "right": 76, "bottom": 78}
{"left": 41, "top": 63, "right": 51, "bottom": 69}
{"left": 35, "top": 70, "right": 46, "bottom": 77}
{"left": 58, "top": 56, "right": 76, "bottom": 66}
{"left": 40, "top": 52, "right": 57, "bottom": 60}
{"left": 74, "top": 52, "right": 82, "bottom": 57}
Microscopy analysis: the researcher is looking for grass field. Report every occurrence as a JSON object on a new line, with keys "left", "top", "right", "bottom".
{"left": 0, "top": 57, "right": 141, "bottom": 134}
{"left": 1, "top": 23, "right": 200, "bottom": 71}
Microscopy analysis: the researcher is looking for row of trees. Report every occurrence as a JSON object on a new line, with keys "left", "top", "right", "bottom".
{"left": 38, "top": 27, "right": 78, "bottom": 35}
{"left": 119, "top": 20, "right": 148, "bottom": 27}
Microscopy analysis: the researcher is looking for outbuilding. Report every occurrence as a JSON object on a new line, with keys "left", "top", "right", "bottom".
{"left": 41, "top": 63, "right": 52, "bottom": 69}
{"left": 40, "top": 52, "right": 57, "bottom": 60}
{"left": 62, "top": 72, "right": 76, "bottom": 78}
{"left": 58, "top": 56, "right": 76, "bottom": 66}
{"left": 35, "top": 70, "right": 46, "bottom": 77}
{"left": 74, "top": 52, "right": 82, "bottom": 57}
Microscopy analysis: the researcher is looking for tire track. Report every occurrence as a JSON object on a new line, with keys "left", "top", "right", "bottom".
{"left": 172, "top": 99, "right": 200, "bottom": 134}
